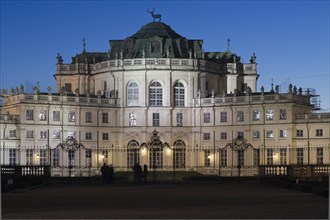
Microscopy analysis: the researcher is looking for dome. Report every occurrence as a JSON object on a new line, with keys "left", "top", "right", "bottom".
{"left": 129, "top": 22, "right": 183, "bottom": 39}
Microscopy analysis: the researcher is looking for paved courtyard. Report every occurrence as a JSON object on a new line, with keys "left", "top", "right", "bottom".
{"left": 1, "top": 181, "right": 329, "bottom": 219}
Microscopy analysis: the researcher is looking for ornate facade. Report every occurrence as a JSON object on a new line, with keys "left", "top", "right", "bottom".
{"left": 1, "top": 21, "right": 329, "bottom": 177}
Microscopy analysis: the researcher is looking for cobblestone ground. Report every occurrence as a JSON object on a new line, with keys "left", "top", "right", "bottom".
{"left": 1, "top": 182, "right": 329, "bottom": 219}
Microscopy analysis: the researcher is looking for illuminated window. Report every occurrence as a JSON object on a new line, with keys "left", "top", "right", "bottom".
{"left": 174, "top": 82, "right": 185, "bottom": 106}
{"left": 127, "top": 82, "right": 139, "bottom": 106}
{"left": 129, "top": 113, "right": 136, "bottom": 127}
{"left": 68, "top": 112, "right": 75, "bottom": 122}
{"left": 253, "top": 110, "right": 261, "bottom": 121}
{"left": 150, "top": 81, "right": 162, "bottom": 106}
{"left": 53, "top": 131, "right": 60, "bottom": 139}
{"left": 280, "top": 129, "right": 287, "bottom": 138}
{"left": 266, "top": 109, "right": 274, "bottom": 120}
{"left": 39, "top": 110, "right": 47, "bottom": 121}
{"left": 266, "top": 130, "right": 274, "bottom": 138}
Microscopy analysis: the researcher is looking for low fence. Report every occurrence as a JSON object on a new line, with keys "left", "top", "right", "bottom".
{"left": 259, "top": 165, "right": 329, "bottom": 182}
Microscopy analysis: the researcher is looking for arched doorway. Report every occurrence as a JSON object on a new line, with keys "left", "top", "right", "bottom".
{"left": 127, "top": 140, "right": 140, "bottom": 169}
{"left": 173, "top": 140, "right": 186, "bottom": 169}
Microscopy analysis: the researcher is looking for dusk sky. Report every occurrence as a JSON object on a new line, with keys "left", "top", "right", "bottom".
{"left": 1, "top": 0, "right": 329, "bottom": 111}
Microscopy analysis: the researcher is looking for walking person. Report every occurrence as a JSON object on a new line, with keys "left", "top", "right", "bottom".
{"left": 133, "top": 163, "right": 142, "bottom": 184}
{"left": 101, "top": 163, "right": 107, "bottom": 184}
{"left": 143, "top": 164, "right": 148, "bottom": 184}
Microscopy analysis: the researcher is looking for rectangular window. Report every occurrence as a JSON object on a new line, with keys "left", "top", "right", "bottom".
{"left": 129, "top": 113, "right": 136, "bottom": 127}
{"left": 26, "top": 109, "right": 34, "bottom": 120}
{"left": 26, "top": 130, "right": 34, "bottom": 138}
{"left": 266, "top": 130, "right": 274, "bottom": 138}
{"left": 68, "top": 112, "right": 75, "bottom": 122}
{"left": 316, "top": 147, "right": 323, "bottom": 165}
{"left": 297, "top": 148, "right": 303, "bottom": 165}
{"left": 102, "top": 133, "right": 109, "bottom": 140}
{"left": 9, "top": 149, "right": 16, "bottom": 165}
{"left": 203, "top": 112, "right": 210, "bottom": 123}
{"left": 280, "top": 109, "right": 287, "bottom": 120}
{"left": 204, "top": 150, "right": 211, "bottom": 167}
{"left": 203, "top": 133, "right": 210, "bottom": 140}
{"left": 176, "top": 113, "right": 183, "bottom": 127}
{"left": 40, "top": 131, "right": 47, "bottom": 139}
{"left": 280, "top": 149, "right": 287, "bottom": 165}
{"left": 53, "top": 111, "right": 60, "bottom": 121}
{"left": 237, "top": 131, "right": 244, "bottom": 138}
{"left": 280, "top": 129, "right": 287, "bottom": 138}
{"left": 237, "top": 111, "right": 244, "bottom": 122}
{"left": 152, "top": 113, "right": 160, "bottom": 127}
{"left": 266, "top": 149, "right": 273, "bottom": 165}
{"left": 64, "top": 83, "right": 72, "bottom": 92}
{"left": 52, "top": 149, "right": 60, "bottom": 167}
{"left": 253, "top": 131, "right": 260, "bottom": 139}
{"left": 220, "top": 112, "right": 227, "bottom": 122}
{"left": 316, "top": 129, "right": 323, "bottom": 137}
{"left": 67, "top": 131, "right": 75, "bottom": 138}
{"left": 102, "top": 113, "right": 109, "bottom": 123}
{"left": 39, "top": 110, "right": 47, "bottom": 121}
{"left": 254, "top": 149, "right": 260, "bottom": 166}
{"left": 253, "top": 110, "right": 261, "bottom": 121}
{"left": 39, "top": 149, "right": 46, "bottom": 165}
{"left": 9, "top": 130, "right": 16, "bottom": 138}
{"left": 85, "top": 112, "right": 92, "bottom": 123}
{"left": 220, "top": 149, "right": 227, "bottom": 167}
{"left": 220, "top": 132, "right": 227, "bottom": 140}
{"left": 86, "top": 149, "right": 92, "bottom": 158}
{"left": 26, "top": 149, "right": 33, "bottom": 165}
{"left": 296, "top": 130, "right": 303, "bottom": 137}
{"left": 53, "top": 131, "right": 60, "bottom": 139}
{"left": 266, "top": 109, "right": 274, "bottom": 120}
{"left": 86, "top": 132, "right": 92, "bottom": 140}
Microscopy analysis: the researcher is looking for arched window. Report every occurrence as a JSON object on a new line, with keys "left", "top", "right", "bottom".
{"left": 174, "top": 82, "right": 185, "bottom": 106}
{"left": 150, "top": 81, "right": 162, "bottom": 106}
{"left": 173, "top": 140, "right": 186, "bottom": 168}
{"left": 127, "top": 82, "right": 139, "bottom": 106}
{"left": 127, "top": 140, "right": 140, "bottom": 168}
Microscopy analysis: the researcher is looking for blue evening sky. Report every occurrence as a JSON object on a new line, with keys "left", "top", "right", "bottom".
{"left": 1, "top": 0, "right": 329, "bottom": 111}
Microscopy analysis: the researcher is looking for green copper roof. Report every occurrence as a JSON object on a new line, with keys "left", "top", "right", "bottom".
{"left": 130, "top": 22, "right": 183, "bottom": 39}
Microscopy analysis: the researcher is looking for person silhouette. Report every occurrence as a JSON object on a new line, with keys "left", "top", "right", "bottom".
{"left": 143, "top": 164, "right": 148, "bottom": 184}
{"left": 101, "top": 163, "right": 107, "bottom": 184}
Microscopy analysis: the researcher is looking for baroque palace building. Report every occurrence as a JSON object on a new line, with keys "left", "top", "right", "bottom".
{"left": 0, "top": 20, "right": 329, "bottom": 177}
